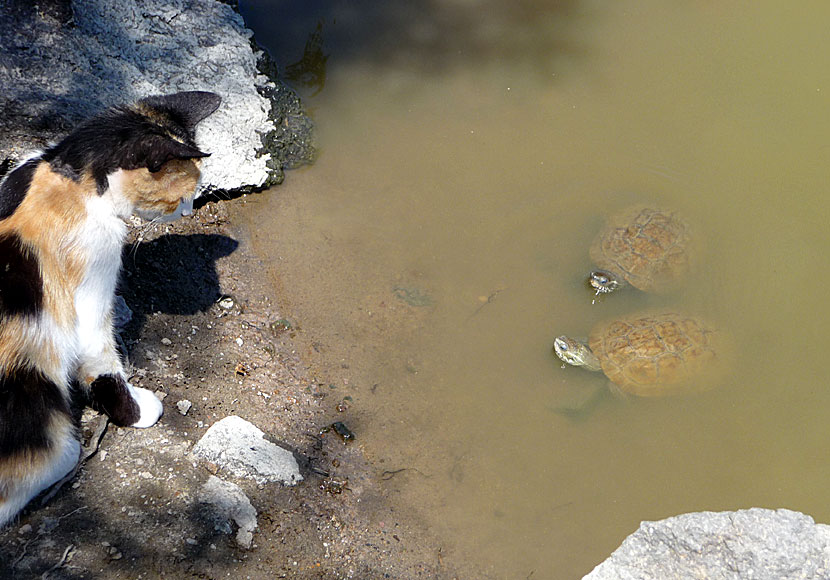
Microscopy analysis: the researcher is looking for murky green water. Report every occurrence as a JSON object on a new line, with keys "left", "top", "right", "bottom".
{"left": 238, "top": 1, "right": 830, "bottom": 577}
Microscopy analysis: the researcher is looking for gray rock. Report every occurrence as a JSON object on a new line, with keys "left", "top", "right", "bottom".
{"left": 197, "top": 476, "right": 257, "bottom": 549}
{"left": 176, "top": 399, "right": 193, "bottom": 415}
{"left": 584, "top": 508, "right": 830, "bottom": 580}
{"left": 0, "top": 0, "right": 314, "bottom": 194}
{"left": 191, "top": 416, "right": 302, "bottom": 486}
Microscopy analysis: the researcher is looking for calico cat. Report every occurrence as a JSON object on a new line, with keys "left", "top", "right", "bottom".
{"left": 0, "top": 90, "right": 221, "bottom": 526}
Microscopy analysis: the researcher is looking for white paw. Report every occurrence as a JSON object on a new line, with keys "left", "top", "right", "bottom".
{"left": 127, "top": 385, "right": 163, "bottom": 428}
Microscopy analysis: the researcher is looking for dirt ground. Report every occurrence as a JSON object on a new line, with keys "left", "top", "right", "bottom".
{"left": 0, "top": 196, "right": 472, "bottom": 579}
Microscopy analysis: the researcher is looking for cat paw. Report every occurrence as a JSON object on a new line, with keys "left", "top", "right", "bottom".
{"left": 126, "top": 385, "right": 164, "bottom": 428}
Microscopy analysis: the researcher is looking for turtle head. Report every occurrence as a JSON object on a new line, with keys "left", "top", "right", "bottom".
{"left": 553, "top": 336, "right": 602, "bottom": 372}
{"left": 589, "top": 269, "right": 623, "bottom": 294}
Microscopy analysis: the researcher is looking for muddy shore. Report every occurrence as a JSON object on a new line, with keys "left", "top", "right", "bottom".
{"left": 0, "top": 194, "right": 478, "bottom": 579}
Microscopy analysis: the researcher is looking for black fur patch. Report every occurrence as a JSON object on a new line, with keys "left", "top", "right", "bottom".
{"left": 0, "top": 367, "right": 71, "bottom": 459}
{"left": 0, "top": 158, "right": 39, "bottom": 220}
{"left": 138, "top": 91, "right": 222, "bottom": 131}
{"left": 41, "top": 91, "right": 220, "bottom": 194}
{"left": 0, "top": 233, "right": 43, "bottom": 317}
{"left": 89, "top": 374, "right": 140, "bottom": 426}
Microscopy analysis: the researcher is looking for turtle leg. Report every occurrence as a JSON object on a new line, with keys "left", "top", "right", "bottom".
{"left": 606, "top": 380, "right": 631, "bottom": 400}
{"left": 552, "top": 384, "right": 609, "bottom": 420}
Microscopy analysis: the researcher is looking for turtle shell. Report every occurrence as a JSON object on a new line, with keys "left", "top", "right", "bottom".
{"left": 588, "top": 313, "right": 719, "bottom": 396}
{"left": 589, "top": 206, "right": 691, "bottom": 293}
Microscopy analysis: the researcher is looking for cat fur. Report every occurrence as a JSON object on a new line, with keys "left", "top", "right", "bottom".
{"left": 0, "top": 91, "right": 221, "bottom": 526}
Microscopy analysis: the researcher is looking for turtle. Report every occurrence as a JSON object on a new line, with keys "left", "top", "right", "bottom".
{"left": 553, "top": 312, "right": 722, "bottom": 408}
{"left": 588, "top": 206, "right": 692, "bottom": 295}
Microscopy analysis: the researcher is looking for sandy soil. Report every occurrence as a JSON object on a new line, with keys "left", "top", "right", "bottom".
{"left": 0, "top": 197, "right": 470, "bottom": 579}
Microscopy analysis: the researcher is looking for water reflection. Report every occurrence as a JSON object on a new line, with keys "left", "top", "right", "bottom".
{"left": 284, "top": 21, "right": 328, "bottom": 95}
{"left": 242, "top": 0, "right": 587, "bottom": 83}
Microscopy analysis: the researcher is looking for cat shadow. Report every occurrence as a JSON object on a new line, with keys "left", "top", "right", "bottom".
{"left": 118, "top": 233, "right": 239, "bottom": 341}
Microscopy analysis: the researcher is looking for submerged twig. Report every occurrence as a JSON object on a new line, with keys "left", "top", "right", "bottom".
{"left": 380, "top": 467, "right": 432, "bottom": 480}
{"left": 41, "top": 544, "right": 75, "bottom": 579}
{"left": 467, "top": 287, "right": 506, "bottom": 319}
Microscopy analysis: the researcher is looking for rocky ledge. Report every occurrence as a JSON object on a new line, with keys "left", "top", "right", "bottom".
{"left": 0, "top": 0, "right": 315, "bottom": 193}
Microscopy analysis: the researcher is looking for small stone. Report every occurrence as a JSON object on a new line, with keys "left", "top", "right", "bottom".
{"left": 186, "top": 538, "right": 198, "bottom": 545}
{"left": 198, "top": 476, "right": 258, "bottom": 549}
{"left": 219, "top": 297, "right": 235, "bottom": 309}
{"left": 161, "top": 338, "right": 172, "bottom": 346}
{"left": 236, "top": 337, "right": 244, "bottom": 346}
{"left": 18, "top": 524, "right": 32, "bottom": 535}
{"left": 177, "top": 400, "right": 193, "bottom": 416}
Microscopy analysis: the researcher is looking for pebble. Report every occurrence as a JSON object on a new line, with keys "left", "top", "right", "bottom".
{"left": 18, "top": 524, "right": 32, "bottom": 535}
{"left": 219, "top": 297, "right": 235, "bottom": 309}
{"left": 161, "top": 338, "right": 172, "bottom": 346}
{"left": 177, "top": 400, "right": 193, "bottom": 415}
{"left": 198, "top": 476, "right": 258, "bottom": 549}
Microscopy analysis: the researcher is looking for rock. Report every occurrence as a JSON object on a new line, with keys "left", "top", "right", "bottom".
{"left": 191, "top": 416, "right": 302, "bottom": 486}
{"left": 584, "top": 508, "right": 830, "bottom": 580}
{"left": 176, "top": 400, "right": 193, "bottom": 416}
{"left": 198, "top": 476, "right": 258, "bottom": 549}
{"left": 0, "top": 0, "right": 314, "bottom": 194}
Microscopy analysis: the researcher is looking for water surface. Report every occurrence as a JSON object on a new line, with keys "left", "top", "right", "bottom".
{"left": 238, "top": 1, "right": 830, "bottom": 576}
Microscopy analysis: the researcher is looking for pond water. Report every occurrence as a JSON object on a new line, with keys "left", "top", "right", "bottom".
{"left": 237, "top": 1, "right": 830, "bottom": 577}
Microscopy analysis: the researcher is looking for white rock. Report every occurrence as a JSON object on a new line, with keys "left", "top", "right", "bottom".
{"left": 0, "top": 0, "right": 313, "bottom": 194}
{"left": 584, "top": 508, "right": 830, "bottom": 580}
{"left": 191, "top": 416, "right": 302, "bottom": 486}
{"left": 177, "top": 400, "right": 193, "bottom": 415}
{"left": 198, "top": 476, "right": 257, "bottom": 549}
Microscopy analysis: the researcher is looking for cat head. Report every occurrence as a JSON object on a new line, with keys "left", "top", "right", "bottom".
{"left": 43, "top": 91, "right": 222, "bottom": 218}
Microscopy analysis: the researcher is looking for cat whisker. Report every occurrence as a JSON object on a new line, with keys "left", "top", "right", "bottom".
{"left": 126, "top": 216, "right": 162, "bottom": 261}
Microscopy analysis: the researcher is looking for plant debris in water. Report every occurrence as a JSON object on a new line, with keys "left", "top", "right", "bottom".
{"left": 320, "top": 421, "right": 355, "bottom": 442}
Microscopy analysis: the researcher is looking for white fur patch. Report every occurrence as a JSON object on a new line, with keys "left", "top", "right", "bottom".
{"left": 73, "top": 194, "right": 129, "bottom": 379}
{"left": 127, "top": 384, "right": 164, "bottom": 429}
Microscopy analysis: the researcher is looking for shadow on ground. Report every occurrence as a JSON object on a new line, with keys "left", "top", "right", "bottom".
{"left": 119, "top": 233, "right": 239, "bottom": 338}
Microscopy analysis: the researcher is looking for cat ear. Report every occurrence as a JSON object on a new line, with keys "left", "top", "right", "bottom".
{"left": 143, "top": 136, "right": 210, "bottom": 173}
{"left": 139, "top": 91, "right": 222, "bottom": 130}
